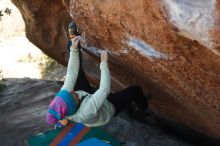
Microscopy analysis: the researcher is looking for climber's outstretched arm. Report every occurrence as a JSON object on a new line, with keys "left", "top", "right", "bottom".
{"left": 61, "top": 37, "right": 81, "bottom": 91}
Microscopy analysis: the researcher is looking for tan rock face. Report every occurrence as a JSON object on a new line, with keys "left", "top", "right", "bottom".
{"left": 12, "top": 0, "right": 220, "bottom": 139}
{"left": 11, "top": 0, "right": 72, "bottom": 65}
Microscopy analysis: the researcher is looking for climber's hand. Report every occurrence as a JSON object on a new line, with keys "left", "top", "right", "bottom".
{"left": 71, "top": 36, "right": 81, "bottom": 49}
{"left": 101, "top": 50, "right": 108, "bottom": 62}
{"left": 56, "top": 119, "right": 69, "bottom": 128}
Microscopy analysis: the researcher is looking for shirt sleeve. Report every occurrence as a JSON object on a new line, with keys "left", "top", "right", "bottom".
{"left": 61, "top": 47, "right": 79, "bottom": 92}
{"left": 80, "top": 62, "right": 111, "bottom": 116}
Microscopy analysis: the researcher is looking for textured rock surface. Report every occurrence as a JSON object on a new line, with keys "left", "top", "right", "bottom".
{"left": 11, "top": 0, "right": 71, "bottom": 65}
{"left": 0, "top": 78, "right": 61, "bottom": 146}
{"left": 11, "top": 0, "right": 220, "bottom": 140}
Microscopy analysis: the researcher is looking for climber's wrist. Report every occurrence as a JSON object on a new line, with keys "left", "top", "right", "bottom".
{"left": 70, "top": 46, "right": 79, "bottom": 52}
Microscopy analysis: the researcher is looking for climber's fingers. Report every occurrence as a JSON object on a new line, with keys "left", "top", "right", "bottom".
{"left": 71, "top": 36, "right": 82, "bottom": 49}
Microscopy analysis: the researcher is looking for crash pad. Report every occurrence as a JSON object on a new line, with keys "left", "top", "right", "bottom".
{"left": 76, "top": 137, "right": 111, "bottom": 146}
{"left": 27, "top": 123, "right": 120, "bottom": 146}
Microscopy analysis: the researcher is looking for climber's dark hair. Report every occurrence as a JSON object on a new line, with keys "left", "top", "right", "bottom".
{"left": 68, "top": 22, "right": 80, "bottom": 36}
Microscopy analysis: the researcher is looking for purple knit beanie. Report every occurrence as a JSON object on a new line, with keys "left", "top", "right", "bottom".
{"left": 46, "top": 90, "right": 77, "bottom": 125}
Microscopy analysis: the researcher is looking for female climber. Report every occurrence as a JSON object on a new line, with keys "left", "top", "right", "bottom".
{"left": 46, "top": 35, "right": 149, "bottom": 128}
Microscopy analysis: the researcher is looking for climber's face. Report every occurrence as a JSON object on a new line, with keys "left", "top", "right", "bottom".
{"left": 71, "top": 92, "right": 81, "bottom": 108}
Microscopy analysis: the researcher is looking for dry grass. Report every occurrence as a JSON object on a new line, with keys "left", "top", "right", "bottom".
{"left": 38, "top": 56, "right": 66, "bottom": 81}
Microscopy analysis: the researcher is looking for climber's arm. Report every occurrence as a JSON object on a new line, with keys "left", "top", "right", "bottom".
{"left": 77, "top": 51, "right": 110, "bottom": 116}
{"left": 61, "top": 37, "right": 81, "bottom": 92}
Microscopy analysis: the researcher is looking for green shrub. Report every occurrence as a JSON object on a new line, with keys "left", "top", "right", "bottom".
{"left": 0, "top": 73, "right": 5, "bottom": 92}
{"left": 0, "top": 7, "right": 12, "bottom": 21}
{"left": 0, "top": 82, "right": 6, "bottom": 92}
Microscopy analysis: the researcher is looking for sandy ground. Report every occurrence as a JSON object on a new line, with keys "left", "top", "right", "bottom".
{"left": 0, "top": 0, "right": 66, "bottom": 80}
{"left": 0, "top": 35, "right": 66, "bottom": 80}
{"left": 0, "top": 36, "right": 44, "bottom": 78}
{"left": 0, "top": 0, "right": 41, "bottom": 78}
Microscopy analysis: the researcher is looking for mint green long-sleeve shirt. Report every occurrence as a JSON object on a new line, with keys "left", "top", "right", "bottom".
{"left": 61, "top": 47, "right": 115, "bottom": 127}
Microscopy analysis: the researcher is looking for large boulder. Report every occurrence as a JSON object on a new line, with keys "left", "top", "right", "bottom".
{"left": 11, "top": 0, "right": 220, "bottom": 140}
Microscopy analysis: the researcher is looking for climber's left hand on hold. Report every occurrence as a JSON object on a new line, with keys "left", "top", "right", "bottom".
{"left": 71, "top": 36, "right": 82, "bottom": 49}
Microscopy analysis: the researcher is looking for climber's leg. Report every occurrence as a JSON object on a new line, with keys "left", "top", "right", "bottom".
{"left": 107, "top": 85, "right": 149, "bottom": 115}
